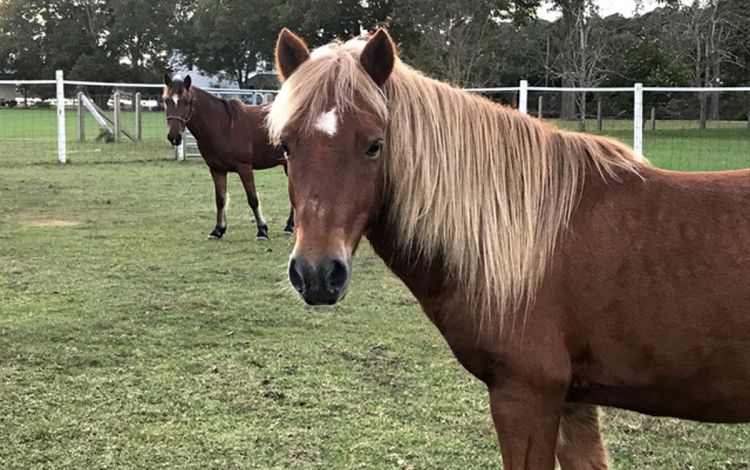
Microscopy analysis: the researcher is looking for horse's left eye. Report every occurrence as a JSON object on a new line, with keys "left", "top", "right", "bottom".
{"left": 366, "top": 140, "right": 382, "bottom": 158}
{"left": 280, "top": 139, "right": 291, "bottom": 157}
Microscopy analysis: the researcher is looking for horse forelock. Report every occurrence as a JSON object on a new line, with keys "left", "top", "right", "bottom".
{"left": 268, "top": 34, "right": 644, "bottom": 326}
{"left": 266, "top": 38, "right": 388, "bottom": 143}
{"left": 162, "top": 78, "right": 185, "bottom": 100}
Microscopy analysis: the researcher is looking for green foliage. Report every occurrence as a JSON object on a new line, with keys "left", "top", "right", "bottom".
{"left": 178, "top": 0, "right": 280, "bottom": 87}
{"left": 0, "top": 0, "right": 189, "bottom": 82}
{"left": 1, "top": 0, "right": 747, "bottom": 93}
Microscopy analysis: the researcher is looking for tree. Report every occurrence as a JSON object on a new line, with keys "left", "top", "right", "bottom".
{"left": 384, "top": 0, "right": 540, "bottom": 86}
{"left": 0, "top": 0, "right": 186, "bottom": 83}
{"left": 177, "top": 0, "right": 384, "bottom": 88}
{"left": 552, "top": 0, "right": 607, "bottom": 129}
{"left": 665, "top": 0, "right": 736, "bottom": 127}
{"left": 106, "top": 0, "right": 190, "bottom": 82}
{"left": 178, "top": 0, "right": 278, "bottom": 87}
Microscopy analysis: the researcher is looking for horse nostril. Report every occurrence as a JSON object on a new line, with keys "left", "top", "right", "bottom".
{"left": 326, "top": 258, "right": 349, "bottom": 291}
{"left": 289, "top": 258, "right": 306, "bottom": 294}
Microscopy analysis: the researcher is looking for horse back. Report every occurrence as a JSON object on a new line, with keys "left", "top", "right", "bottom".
{"left": 234, "top": 102, "right": 284, "bottom": 170}
{"left": 553, "top": 166, "right": 750, "bottom": 422}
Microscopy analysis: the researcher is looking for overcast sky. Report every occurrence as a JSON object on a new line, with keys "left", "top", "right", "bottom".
{"left": 538, "top": 0, "right": 661, "bottom": 21}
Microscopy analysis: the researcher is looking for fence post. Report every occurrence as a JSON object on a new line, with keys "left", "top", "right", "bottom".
{"left": 537, "top": 95, "right": 543, "bottom": 119}
{"left": 55, "top": 70, "right": 67, "bottom": 164}
{"left": 77, "top": 91, "right": 85, "bottom": 141}
{"left": 113, "top": 91, "right": 121, "bottom": 142}
{"left": 518, "top": 80, "right": 528, "bottom": 114}
{"left": 596, "top": 97, "right": 603, "bottom": 131}
{"left": 633, "top": 83, "right": 643, "bottom": 155}
{"left": 135, "top": 92, "right": 142, "bottom": 141}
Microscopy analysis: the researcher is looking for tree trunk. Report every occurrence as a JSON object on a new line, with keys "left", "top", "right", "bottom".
{"left": 94, "top": 93, "right": 109, "bottom": 110}
{"left": 561, "top": 78, "right": 575, "bottom": 120}
{"left": 710, "top": 59, "right": 720, "bottom": 121}
{"left": 710, "top": 89, "right": 720, "bottom": 121}
{"left": 577, "top": 91, "right": 586, "bottom": 131}
{"left": 650, "top": 106, "right": 656, "bottom": 131}
{"left": 538, "top": 95, "right": 544, "bottom": 119}
{"left": 699, "top": 93, "right": 707, "bottom": 130}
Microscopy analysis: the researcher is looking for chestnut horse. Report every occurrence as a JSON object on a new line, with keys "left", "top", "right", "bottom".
{"left": 268, "top": 29, "right": 750, "bottom": 469}
{"left": 163, "top": 74, "right": 294, "bottom": 240}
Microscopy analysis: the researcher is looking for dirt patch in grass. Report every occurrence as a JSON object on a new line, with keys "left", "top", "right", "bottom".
{"left": 22, "top": 218, "right": 80, "bottom": 228}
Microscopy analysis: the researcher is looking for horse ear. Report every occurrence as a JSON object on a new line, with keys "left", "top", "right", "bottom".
{"left": 164, "top": 73, "right": 172, "bottom": 87}
{"left": 275, "top": 28, "right": 310, "bottom": 83}
{"left": 183, "top": 75, "right": 192, "bottom": 90}
{"left": 360, "top": 28, "right": 396, "bottom": 87}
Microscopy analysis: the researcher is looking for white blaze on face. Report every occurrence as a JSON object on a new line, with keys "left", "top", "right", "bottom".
{"left": 172, "top": 94, "right": 179, "bottom": 105}
{"left": 315, "top": 108, "right": 338, "bottom": 136}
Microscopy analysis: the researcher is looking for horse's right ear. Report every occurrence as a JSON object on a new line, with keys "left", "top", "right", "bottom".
{"left": 360, "top": 29, "right": 396, "bottom": 87}
{"left": 275, "top": 28, "right": 310, "bottom": 83}
{"left": 164, "top": 73, "right": 172, "bottom": 86}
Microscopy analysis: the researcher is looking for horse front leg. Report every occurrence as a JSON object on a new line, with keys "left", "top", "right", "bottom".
{"left": 284, "top": 206, "right": 295, "bottom": 234}
{"left": 556, "top": 404, "right": 609, "bottom": 470}
{"left": 237, "top": 166, "right": 269, "bottom": 240}
{"left": 282, "top": 163, "right": 294, "bottom": 234}
{"left": 489, "top": 382, "right": 564, "bottom": 470}
{"left": 208, "top": 168, "right": 228, "bottom": 239}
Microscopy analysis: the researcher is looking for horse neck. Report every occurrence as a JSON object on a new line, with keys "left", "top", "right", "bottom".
{"left": 366, "top": 215, "right": 448, "bottom": 315}
{"left": 186, "top": 88, "right": 229, "bottom": 143}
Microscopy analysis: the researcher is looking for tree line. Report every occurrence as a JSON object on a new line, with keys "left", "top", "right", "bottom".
{"left": 1, "top": 0, "right": 748, "bottom": 121}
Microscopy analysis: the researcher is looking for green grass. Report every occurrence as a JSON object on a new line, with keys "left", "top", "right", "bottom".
{"left": 0, "top": 110, "right": 748, "bottom": 469}
{"left": 551, "top": 119, "right": 750, "bottom": 171}
{"left": 1, "top": 109, "right": 748, "bottom": 170}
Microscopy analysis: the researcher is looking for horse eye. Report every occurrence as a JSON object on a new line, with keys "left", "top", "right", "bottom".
{"left": 280, "top": 140, "right": 291, "bottom": 157}
{"left": 366, "top": 140, "right": 382, "bottom": 158}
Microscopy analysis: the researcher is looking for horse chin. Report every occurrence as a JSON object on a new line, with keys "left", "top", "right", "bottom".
{"left": 300, "top": 283, "right": 349, "bottom": 307}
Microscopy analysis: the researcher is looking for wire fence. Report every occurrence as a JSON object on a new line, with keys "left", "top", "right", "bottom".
{"left": 0, "top": 73, "right": 748, "bottom": 171}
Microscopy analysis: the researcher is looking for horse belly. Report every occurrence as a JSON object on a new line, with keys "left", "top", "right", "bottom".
{"left": 566, "top": 271, "right": 750, "bottom": 422}
{"left": 560, "top": 168, "right": 750, "bottom": 423}
{"left": 568, "top": 356, "right": 750, "bottom": 422}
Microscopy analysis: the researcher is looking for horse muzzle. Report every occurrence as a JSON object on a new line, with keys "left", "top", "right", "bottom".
{"left": 288, "top": 254, "right": 351, "bottom": 305}
{"left": 167, "top": 133, "right": 183, "bottom": 146}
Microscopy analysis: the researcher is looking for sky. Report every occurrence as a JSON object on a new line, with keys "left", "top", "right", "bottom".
{"left": 537, "top": 0, "right": 661, "bottom": 21}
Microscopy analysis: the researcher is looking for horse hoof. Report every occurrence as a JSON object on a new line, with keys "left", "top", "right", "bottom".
{"left": 283, "top": 226, "right": 294, "bottom": 235}
{"left": 208, "top": 226, "right": 226, "bottom": 239}
{"left": 256, "top": 225, "right": 269, "bottom": 241}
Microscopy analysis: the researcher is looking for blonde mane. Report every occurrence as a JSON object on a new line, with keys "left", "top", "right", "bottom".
{"left": 268, "top": 37, "right": 643, "bottom": 323}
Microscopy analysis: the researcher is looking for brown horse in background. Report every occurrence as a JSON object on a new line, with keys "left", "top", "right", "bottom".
{"left": 269, "top": 29, "right": 750, "bottom": 469}
{"left": 163, "top": 74, "right": 293, "bottom": 240}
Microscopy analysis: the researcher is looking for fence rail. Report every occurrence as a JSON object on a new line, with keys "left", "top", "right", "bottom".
{"left": 1, "top": 70, "right": 748, "bottom": 168}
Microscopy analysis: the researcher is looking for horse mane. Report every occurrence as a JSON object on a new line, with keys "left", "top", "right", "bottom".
{"left": 267, "top": 37, "right": 644, "bottom": 324}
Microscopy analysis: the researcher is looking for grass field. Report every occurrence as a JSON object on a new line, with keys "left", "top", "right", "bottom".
{"left": 1, "top": 108, "right": 749, "bottom": 469}
{"left": 0, "top": 108, "right": 749, "bottom": 170}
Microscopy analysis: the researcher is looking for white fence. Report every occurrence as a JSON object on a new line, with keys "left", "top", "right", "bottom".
{"left": 1, "top": 70, "right": 748, "bottom": 167}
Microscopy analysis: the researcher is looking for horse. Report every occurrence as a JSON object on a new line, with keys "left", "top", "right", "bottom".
{"left": 163, "top": 73, "right": 294, "bottom": 240}
{"left": 267, "top": 28, "right": 750, "bottom": 469}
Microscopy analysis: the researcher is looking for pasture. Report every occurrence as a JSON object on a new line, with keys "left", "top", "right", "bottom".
{"left": 1, "top": 110, "right": 749, "bottom": 469}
